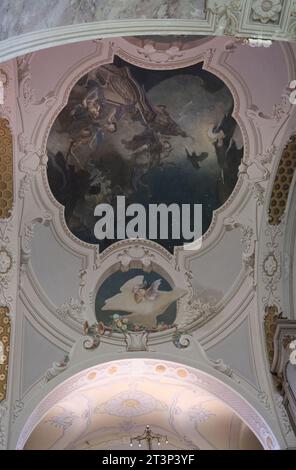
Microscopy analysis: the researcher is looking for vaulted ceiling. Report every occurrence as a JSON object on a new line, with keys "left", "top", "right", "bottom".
{"left": 0, "top": 2, "right": 296, "bottom": 452}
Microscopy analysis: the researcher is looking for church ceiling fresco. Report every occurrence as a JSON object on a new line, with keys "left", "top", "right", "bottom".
{"left": 24, "top": 368, "right": 262, "bottom": 450}
{"left": 95, "top": 269, "right": 184, "bottom": 333}
{"left": 3, "top": 32, "right": 296, "bottom": 450}
{"left": 47, "top": 58, "right": 243, "bottom": 253}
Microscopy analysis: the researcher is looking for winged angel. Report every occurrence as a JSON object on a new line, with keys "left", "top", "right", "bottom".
{"left": 102, "top": 275, "right": 186, "bottom": 329}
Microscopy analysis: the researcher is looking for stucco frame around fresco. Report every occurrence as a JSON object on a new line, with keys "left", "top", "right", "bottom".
{"left": 1, "top": 29, "right": 296, "bottom": 450}
{"left": 16, "top": 35, "right": 291, "bottom": 351}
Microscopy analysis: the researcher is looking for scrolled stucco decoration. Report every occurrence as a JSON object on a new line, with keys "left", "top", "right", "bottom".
{"left": 0, "top": 118, "right": 13, "bottom": 219}
{"left": 274, "top": 395, "right": 293, "bottom": 436}
{"left": 261, "top": 223, "right": 283, "bottom": 306}
{"left": 136, "top": 43, "right": 183, "bottom": 64}
{"left": 0, "top": 307, "right": 10, "bottom": 402}
{"left": 56, "top": 298, "right": 86, "bottom": 330}
{"left": 12, "top": 400, "right": 24, "bottom": 423}
{"left": 224, "top": 217, "right": 257, "bottom": 281}
{"left": 206, "top": 0, "right": 242, "bottom": 35}
{"left": 247, "top": 92, "right": 292, "bottom": 127}
{"left": 258, "top": 391, "right": 272, "bottom": 412}
{"left": 173, "top": 333, "right": 234, "bottom": 378}
{"left": 211, "top": 358, "right": 233, "bottom": 377}
{"left": 176, "top": 298, "right": 216, "bottom": 330}
{"left": 44, "top": 355, "right": 70, "bottom": 383}
{"left": 289, "top": 339, "right": 296, "bottom": 365}
{"left": 288, "top": 1, "right": 296, "bottom": 35}
{"left": 0, "top": 249, "right": 12, "bottom": 276}
{"left": 0, "top": 221, "right": 14, "bottom": 309}
{"left": 116, "top": 246, "right": 155, "bottom": 272}
{"left": 0, "top": 68, "right": 10, "bottom": 122}
{"left": 251, "top": 0, "right": 283, "bottom": 24}
{"left": 20, "top": 213, "right": 52, "bottom": 267}
{"left": 270, "top": 321, "right": 296, "bottom": 432}
{"left": 238, "top": 146, "right": 277, "bottom": 206}
{"left": 0, "top": 401, "right": 7, "bottom": 448}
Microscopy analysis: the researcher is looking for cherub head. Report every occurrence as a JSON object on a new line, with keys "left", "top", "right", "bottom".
{"left": 104, "top": 122, "right": 117, "bottom": 133}
{"left": 83, "top": 98, "right": 101, "bottom": 120}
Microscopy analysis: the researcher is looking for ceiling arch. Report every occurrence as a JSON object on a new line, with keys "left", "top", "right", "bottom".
{"left": 16, "top": 359, "right": 279, "bottom": 450}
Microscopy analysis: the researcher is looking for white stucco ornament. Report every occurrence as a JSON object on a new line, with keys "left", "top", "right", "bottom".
{"left": 263, "top": 253, "right": 278, "bottom": 277}
{"left": 289, "top": 340, "right": 296, "bottom": 366}
{"left": 251, "top": 0, "right": 282, "bottom": 24}
{"left": 137, "top": 44, "right": 183, "bottom": 63}
{"left": 0, "top": 249, "right": 12, "bottom": 275}
{"left": 206, "top": 0, "right": 241, "bottom": 34}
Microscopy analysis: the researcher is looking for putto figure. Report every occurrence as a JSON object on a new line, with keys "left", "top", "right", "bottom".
{"left": 132, "top": 279, "right": 161, "bottom": 304}
{"left": 102, "top": 275, "right": 186, "bottom": 329}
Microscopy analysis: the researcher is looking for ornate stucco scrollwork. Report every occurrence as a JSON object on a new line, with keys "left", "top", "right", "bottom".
{"left": 224, "top": 217, "right": 257, "bottom": 281}
{"left": 0, "top": 118, "right": 13, "bottom": 219}
{"left": 288, "top": 2, "right": 296, "bottom": 35}
{"left": 238, "top": 145, "right": 277, "bottom": 205}
{"left": 0, "top": 245, "right": 13, "bottom": 308}
{"left": 83, "top": 321, "right": 101, "bottom": 350}
{"left": 206, "top": 0, "right": 242, "bottom": 36}
{"left": 0, "top": 307, "right": 10, "bottom": 402}
{"left": 12, "top": 400, "right": 24, "bottom": 423}
{"left": 173, "top": 331, "right": 191, "bottom": 349}
{"left": 270, "top": 320, "right": 296, "bottom": 434}
{"left": 176, "top": 298, "right": 217, "bottom": 330}
{"left": 0, "top": 403, "right": 7, "bottom": 448}
{"left": 56, "top": 298, "right": 86, "bottom": 330}
{"left": 261, "top": 223, "right": 283, "bottom": 306}
{"left": 44, "top": 355, "right": 70, "bottom": 383}
{"left": 289, "top": 339, "right": 296, "bottom": 365}
{"left": 116, "top": 246, "right": 155, "bottom": 272}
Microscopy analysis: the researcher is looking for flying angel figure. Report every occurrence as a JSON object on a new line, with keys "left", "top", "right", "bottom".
{"left": 102, "top": 275, "right": 186, "bottom": 329}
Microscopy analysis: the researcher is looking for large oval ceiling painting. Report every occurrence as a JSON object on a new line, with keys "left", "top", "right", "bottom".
{"left": 47, "top": 57, "right": 243, "bottom": 252}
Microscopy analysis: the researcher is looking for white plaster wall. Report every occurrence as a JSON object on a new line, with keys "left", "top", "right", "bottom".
{"left": 207, "top": 317, "right": 259, "bottom": 389}
{"left": 21, "top": 318, "right": 67, "bottom": 397}
{"left": 189, "top": 228, "right": 242, "bottom": 302}
{"left": 229, "top": 42, "right": 289, "bottom": 117}
{"left": 30, "top": 224, "right": 81, "bottom": 307}
{"left": 30, "top": 40, "right": 98, "bottom": 100}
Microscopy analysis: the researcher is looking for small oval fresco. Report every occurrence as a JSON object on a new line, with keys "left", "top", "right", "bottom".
{"left": 47, "top": 56, "right": 243, "bottom": 252}
{"left": 95, "top": 269, "right": 185, "bottom": 332}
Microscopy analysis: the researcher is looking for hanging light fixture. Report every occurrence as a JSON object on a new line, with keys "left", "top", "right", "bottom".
{"left": 129, "top": 425, "right": 169, "bottom": 450}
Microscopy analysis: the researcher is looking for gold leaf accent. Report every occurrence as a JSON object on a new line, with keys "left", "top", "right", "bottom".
{"left": 0, "top": 118, "right": 13, "bottom": 219}
{"left": 269, "top": 135, "right": 296, "bottom": 225}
